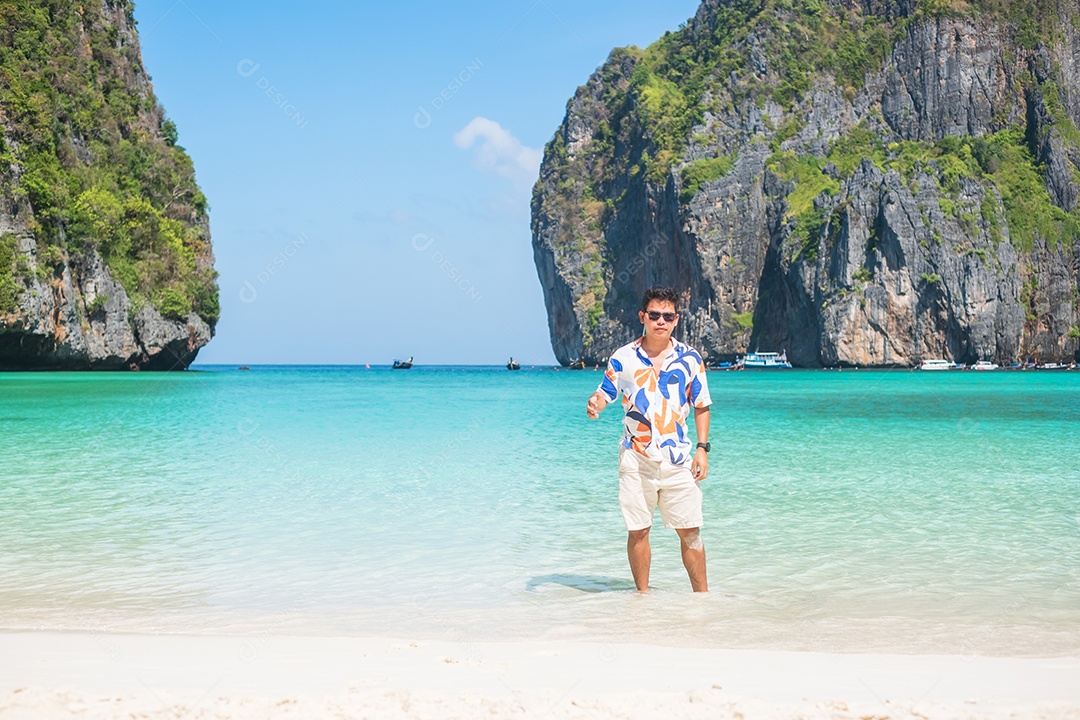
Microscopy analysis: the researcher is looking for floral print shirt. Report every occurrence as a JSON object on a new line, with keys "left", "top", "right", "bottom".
{"left": 597, "top": 337, "right": 711, "bottom": 466}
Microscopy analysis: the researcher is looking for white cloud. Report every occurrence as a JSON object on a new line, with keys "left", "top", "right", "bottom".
{"left": 453, "top": 116, "right": 542, "bottom": 187}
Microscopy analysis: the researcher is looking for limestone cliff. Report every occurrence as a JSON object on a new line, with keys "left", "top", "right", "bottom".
{"left": 532, "top": 0, "right": 1080, "bottom": 366}
{"left": 0, "top": 0, "right": 217, "bottom": 370}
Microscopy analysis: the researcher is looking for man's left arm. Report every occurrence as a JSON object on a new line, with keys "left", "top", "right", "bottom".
{"left": 692, "top": 405, "right": 710, "bottom": 481}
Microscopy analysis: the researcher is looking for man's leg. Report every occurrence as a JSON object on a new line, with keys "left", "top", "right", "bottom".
{"left": 627, "top": 527, "right": 651, "bottom": 592}
{"left": 676, "top": 527, "right": 707, "bottom": 592}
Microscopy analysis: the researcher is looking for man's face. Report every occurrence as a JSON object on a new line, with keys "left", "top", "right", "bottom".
{"left": 639, "top": 300, "right": 679, "bottom": 341}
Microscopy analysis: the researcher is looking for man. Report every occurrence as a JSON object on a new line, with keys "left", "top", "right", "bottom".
{"left": 586, "top": 287, "right": 712, "bottom": 592}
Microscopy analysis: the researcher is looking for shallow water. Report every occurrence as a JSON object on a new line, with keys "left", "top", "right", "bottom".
{"left": 1, "top": 366, "right": 1078, "bottom": 655}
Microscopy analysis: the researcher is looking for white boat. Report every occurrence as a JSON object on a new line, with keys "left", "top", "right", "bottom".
{"left": 972, "top": 360, "right": 999, "bottom": 371}
{"left": 743, "top": 351, "right": 792, "bottom": 369}
{"left": 917, "top": 359, "right": 955, "bottom": 371}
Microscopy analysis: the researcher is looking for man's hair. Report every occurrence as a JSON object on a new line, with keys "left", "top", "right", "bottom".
{"left": 641, "top": 287, "right": 679, "bottom": 313}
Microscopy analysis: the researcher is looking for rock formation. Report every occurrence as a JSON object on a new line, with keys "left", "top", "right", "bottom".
{"left": 0, "top": 0, "right": 217, "bottom": 369}
{"left": 532, "top": 0, "right": 1080, "bottom": 366}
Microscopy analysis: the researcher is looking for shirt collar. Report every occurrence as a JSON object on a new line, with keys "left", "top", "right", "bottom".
{"left": 634, "top": 336, "right": 678, "bottom": 367}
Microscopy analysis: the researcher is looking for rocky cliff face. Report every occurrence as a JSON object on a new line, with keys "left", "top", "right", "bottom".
{"left": 0, "top": 229, "right": 212, "bottom": 370}
{"left": 532, "top": 0, "right": 1080, "bottom": 366}
{"left": 0, "top": 0, "right": 216, "bottom": 370}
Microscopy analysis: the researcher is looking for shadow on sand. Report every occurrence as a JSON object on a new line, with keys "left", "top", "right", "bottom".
{"left": 525, "top": 574, "right": 635, "bottom": 593}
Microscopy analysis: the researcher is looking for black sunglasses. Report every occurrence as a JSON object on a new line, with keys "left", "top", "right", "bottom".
{"left": 646, "top": 311, "right": 678, "bottom": 322}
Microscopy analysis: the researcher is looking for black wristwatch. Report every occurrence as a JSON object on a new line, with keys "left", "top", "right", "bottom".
{"left": 697, "top": 442, "right": 710, "bottom": 453}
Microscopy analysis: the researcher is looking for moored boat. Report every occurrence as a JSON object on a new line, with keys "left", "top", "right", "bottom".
{"left": 507, "top": 357, "right": 520, "bottom": 370}
{"left": 392, "top": 357, "right": 413, "bottom": 369}
{"left": 742, "top": 351, "right": 791, "bottom": 368}
{"left": 971, "top": 360, "right": 999, "bottom": 371}
{"left": 917, "top": 359, "right": 954, "bottom": 371}
{"left": 568, "top": 358, "right": 585, "bottom": 370}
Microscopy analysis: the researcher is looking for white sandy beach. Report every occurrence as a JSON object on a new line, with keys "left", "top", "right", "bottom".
{"left": 1, "top": 632, "right": 1078, "bottom": 719}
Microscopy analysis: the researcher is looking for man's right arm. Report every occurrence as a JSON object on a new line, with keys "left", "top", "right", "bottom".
{"left": 588, "top": 356, "right": 621, "bottom": 418}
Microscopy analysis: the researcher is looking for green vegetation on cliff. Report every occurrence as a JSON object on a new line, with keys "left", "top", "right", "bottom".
{"left": 680, "top": 153, "right": 737, "bottom": 203}
{"left": 771, "top": 124, "right": 1080, "bottom": 256}
{"left": 0, "top": 0, "right": 218, "bottom": 324}
{"left": 626, "top": 0, "right": 896, "bottom": 179}
{"left": 623, "top": 0, "right": 1077, "bottom": 187}
{"left": 941, "top": 0, "right": 1074, "bottom": 48}
{"left": 0, "top": 232, "right": 18, "bottom": 312}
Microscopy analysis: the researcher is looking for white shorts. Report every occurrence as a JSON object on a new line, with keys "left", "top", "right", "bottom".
{"left": 618, "top": 447, "right": 703, "bottom": 531}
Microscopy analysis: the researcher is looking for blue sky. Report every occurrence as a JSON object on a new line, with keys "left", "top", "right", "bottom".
{"left": 134, "top": 0, "right": 701, "bottom": 365}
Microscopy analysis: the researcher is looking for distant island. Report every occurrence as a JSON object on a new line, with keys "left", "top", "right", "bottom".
{"left": 0, "top": 0, "right": 217, "bottom": 370}
{"left": 532, "top": 0, "right": 1080, "bottom": 368}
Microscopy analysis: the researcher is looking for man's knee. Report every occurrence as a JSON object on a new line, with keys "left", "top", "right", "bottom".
{"left": 628, "top": 527, "right": 651, "bottom": 541}
{"left": 677, "top": 527, "right": 703, "bottom": 551}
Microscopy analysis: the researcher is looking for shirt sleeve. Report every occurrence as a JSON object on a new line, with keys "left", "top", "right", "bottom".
{"left": 597, "top": 355, "right": 622, "bottom": 403}
{"left": 688, "top": 353, "right": 711, "bottom": 408}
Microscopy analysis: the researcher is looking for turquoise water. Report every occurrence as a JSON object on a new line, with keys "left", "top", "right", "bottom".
{"left": 1, "top": 366, "right": 1078, "bottom": 655}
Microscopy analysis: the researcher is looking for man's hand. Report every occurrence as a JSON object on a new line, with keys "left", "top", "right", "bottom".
{"left": 586, "top": 392, "right": 609, "bottom": 419}
{"left": 691, "top": 448, "right": 709, "bottom": 481}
